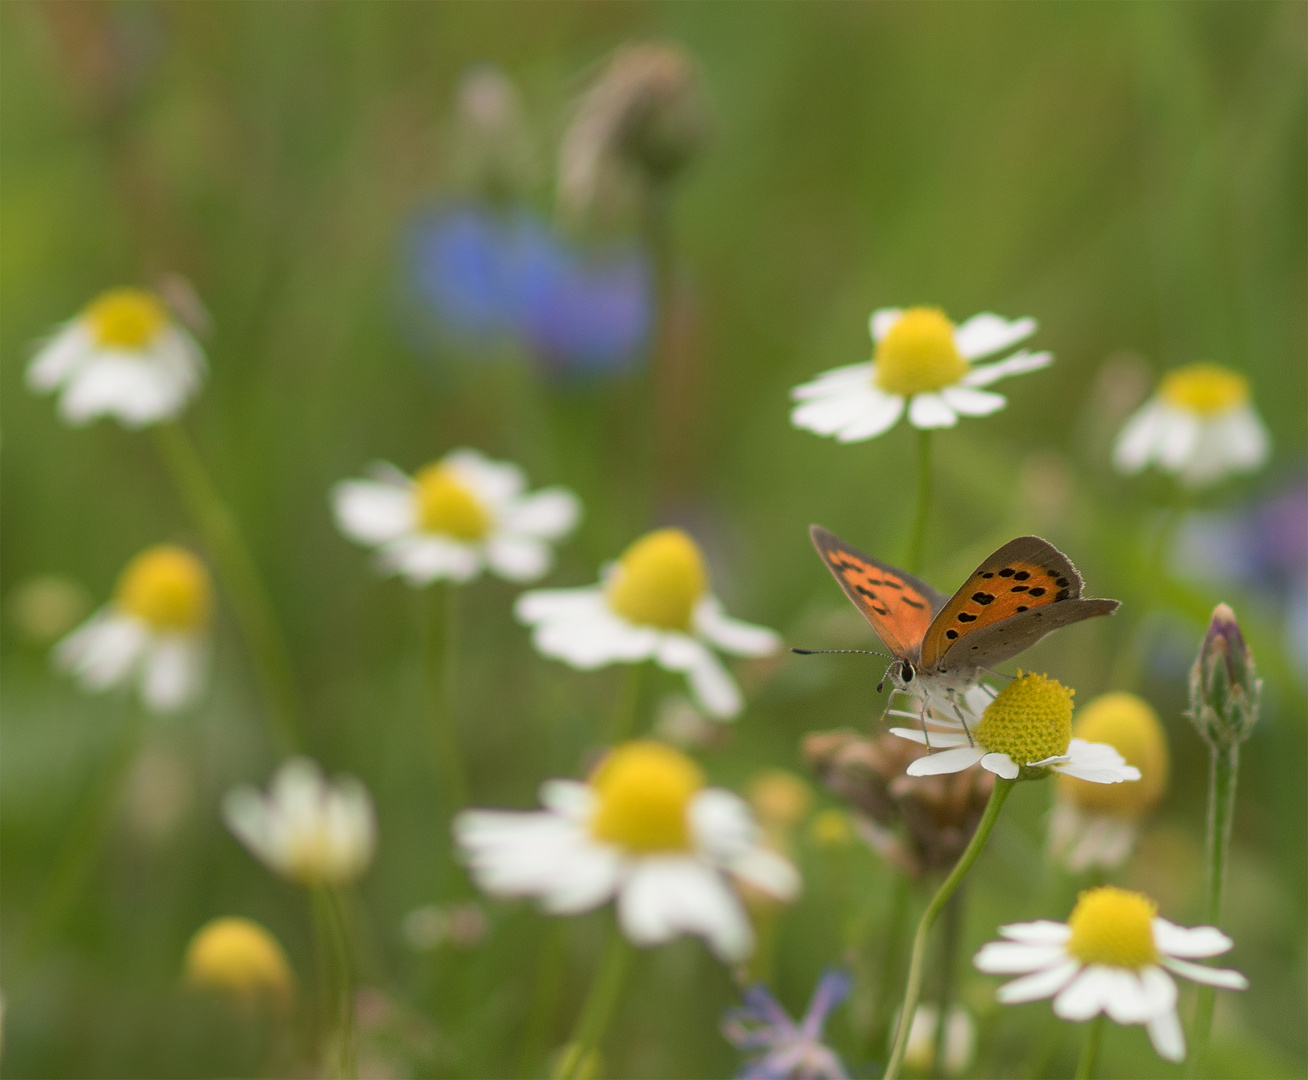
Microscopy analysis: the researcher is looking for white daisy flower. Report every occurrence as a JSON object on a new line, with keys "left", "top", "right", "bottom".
{"left": 54, "top": 545, "right": 212, "bottom": 714}
{"left": 1048, "top": 693, "right": 1168, "bottom": 873}
{"left": 790, "top": 306, "right": 1051, "bottom": 442}
{"left": 889, "top": 674, "right": 1142, "bottom": 785}
{"left": 331, "top": 449, "right": 581, "bottom": 586}
{"left": 514, "top": 528, "right": 781, "bottom": 719}
{"left": 27, "top": 287, "right": 206, "bottom": 428}
{"left": 454, "top": 740, "right": 799, "bottom": 961}
{"left": 1114, "top": 362, "right": 1271, "bottom": 487}
{"left": 974, "top": 886, "right": 1247, "bottom": 1063}
{"left": 223, "top": 758, "right": 376, "bottom": 887}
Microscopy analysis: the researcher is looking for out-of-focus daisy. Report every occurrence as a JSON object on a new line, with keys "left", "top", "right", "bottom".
{"left": 889, "top": 674, "right": 1141, "bottom": 785}
{"left": 721, "top": 969, "right": 850, "bottom": 1080}
{"left": 515, "top": 528, "right": 780, "bottom": 719}
{"left": 974, "top": 886, "right": 1247, "bottom": 1063}
{"left": 331, "top": 449, "right": 581, "bottom": 587}
{"left": 454, "top": 741, "right": 799, "bottom": 961}
{"left": 790, "top": 307, "right": 1051, "bottom": 442}
{"left": 27, "top": 287, "right": 205, "bottom": 427}
{"left": 902, "top": 1003, "right": 976, "bottom": 1077}
{"left": 223, "top": 758, "right": 376, "bottom": 887}
{"left": 54, "top": 545, "right": 212, "bottom": 713}
{"left": 1113, "top": 362, "right": 1270, "bottom": 487}
{"left": 183, "top": 916, "right": 294, "bottom": 1005}
{"left": 1048, "top": 693, "right": 1169, "bottom": 873}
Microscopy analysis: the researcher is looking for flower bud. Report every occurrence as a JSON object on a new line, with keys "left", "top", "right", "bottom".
{"left": 1189, "top": 603, "right": 1261, "bottom": 748}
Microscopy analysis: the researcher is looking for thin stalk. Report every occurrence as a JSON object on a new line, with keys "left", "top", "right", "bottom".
{"left": 551, "top": 925, "right": 633, "bottom": 1080}
{"left": 884, "top": 778, "right": 1014, "bottom": 1080}
{"left": 152, "top": 422, "right": 302, "bottom": 751}
{"left": 1187, "top": 743, "right": 1239, "bottom": 1078}
{"left": 904, "top": 428, "right": 932, "bottom": 575}
{"left": 1075, "top": 1015, "right": 1106, "bottom": 1080}
{"left": 932, "top": 886, "right": 966, "bottom": 1074}
{"left": 518, "top": 921, "right": 567, "bottom": 1078}
{"left": 867, "top": 872, "right": 913, "bottom": 1058}
{"left": 421, "top": 582, "right": 469, "bottom": 812}
{"left": 608, "top": 663, "right": 645, "bottom": 745}
{"left": 312, "top": 887, "right": 358, "bottom": 1079}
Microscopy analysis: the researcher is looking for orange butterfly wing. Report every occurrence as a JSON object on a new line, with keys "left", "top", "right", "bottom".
{"left": 919, "top": 536, "right": 1118, "bottom": 669}
{"left": 809, "top": 526, "right": 947, "bottom": 659}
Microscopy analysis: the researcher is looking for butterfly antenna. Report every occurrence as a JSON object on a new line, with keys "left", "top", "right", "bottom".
{"left": 791, "top": 648, "right": 893, "bottom": 658}
{"left": 978, "top": 666, "right": 1018, "bottom": 681}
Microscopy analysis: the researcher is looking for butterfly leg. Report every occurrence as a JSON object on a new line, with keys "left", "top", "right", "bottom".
{"left": 917, "top": 697, "right": 933, "bottom": 752}
{"left": 947, "top": 689, "right": 976, "bottom": 746}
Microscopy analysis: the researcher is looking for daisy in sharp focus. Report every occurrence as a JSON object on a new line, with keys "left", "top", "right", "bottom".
{"left": 454, "top": 740, "right": 799, "bottom": 962}
{"left": 54, "top": 545, "right": 212, "bottom": 713}
{"left": 515, "top": 528, "right": 780, "bottom": 719}
{"left": 721, "top": 969, "right": 851, "bottom": 1080}
{"left": 27, "top": 287, "right": 206, "bottom": 427}
{"left": 974, "top": 886, "right": 1247, "bottom": 1062}
{"left": 790, "top": 306, "right": 1051, "bottom": 442}
{"left": 331, "top": 449, "right": 581, "bottom": 586}
{"left": 888, "top": 674, "right": 1141, "bottom": 785}
{"left": 223, "top": 758, "right": 376, "bottom": 888}
{"left": 1114, "top": 362, "right": 1271, "bottom": 487}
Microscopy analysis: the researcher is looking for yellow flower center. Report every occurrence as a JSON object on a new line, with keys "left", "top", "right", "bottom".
{"left": 84, "top": 287, "right": 168, "bottom": 349}
{"left": 1059, "top": 693, "right": 1168, "bottom": 818}
{"left": 1159, "top": 363, "right": 1249, "bottom": 416}
{"left": 1066, "top": 886, "right": 1159, "bottom": 968}
{"left": 413, "top": 463, "right": 491, "bottom": 540}
{"left": 115, "top": 546, "right": 212, "bottom": 632}
{"left": 974, "top": 672, "right": 1074, "bottom": 768}
{"left": 589, "top": 740, "right": 705, "bottom": 853}
{"left": 183, "top": 917, "right": 294, "bottom": 1001}
{"left": 605, "top": 528, "right": 708, "bottom": 631}
{"left": 873, "top": 307, "right": 969, "bottom": 396}
{"left": 810, "top": 808, "right": 854, "bottom": 848}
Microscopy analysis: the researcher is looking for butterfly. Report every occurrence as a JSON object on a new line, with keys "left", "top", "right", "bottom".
{"left": 802, "top": 525, "right": 1119, "bottom": 730}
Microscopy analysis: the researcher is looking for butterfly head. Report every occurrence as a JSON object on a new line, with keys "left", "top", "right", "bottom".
{"left": 878, "top": 658, "right": 917, "bottom": 694}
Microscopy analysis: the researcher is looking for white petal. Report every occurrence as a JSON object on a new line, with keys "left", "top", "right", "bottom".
{"left": 617, "top": 856, "right": 753, "bottom": 961}
{"left": 693, "top": 596, "right": 780, "bottom": 657}
{"left": 222, "top": 787, "right": 278, "bottom": 868}
{"left": 538, "top": 780, "right": 595, "bottom": 822}
{"left": 1146, "top": 1009, "right": 1186, "bottom": 1063}
{"left": 59, "top": 356, "right": 186, "bottom": 427}
{"left": 1140, "top": 966, "right": 1180, "bottom": 1018}
{"left": 331, "top": 477, "right": 416, "bottom": 545}
{"left": 953, "top": 313, "right": 1037, "bottom": 360}
{"left": 656, "top": 635, "right": 742, "bottom": 718}
{"left": 832, "top": 389, "right": 906, "bottom": 443}
{"left": 729, "top": 846, "right": 801, "bottom": 901}
{"left": 1219, "top": 405, "right": 1271, "bottom": 470}
{"left": 908, "top": 392, "right": 958, "bottom": 429}
{"left": 790, "top": 362, "right": 875, "bottom": 401}
{"left": 960, "top": 349, "right": 1053, "bottom": 388}
{"left": 974, "top": 942, "right": 1069, "bottom": 974}
{"left": 998, "top": 921, "right": 1073, "bottom": 945}
{"left": 323, "top": 779, "right": 376, "bottom": 882}
{"left": 791, "top": 385, "right": 892, "bottom": 439}
{"left": 27, "top": 321, "right": 90, "bottom": 390}
{"left": 887, "top": 726, "right": 972, "bottom": 748}
{"left": 688, "top": 789, "right": 757, "bottom": 861}
{"left": 500, "top": 487, "right": 582, "bottom": 540}
{"left": 905, "top": 745, "right": 986, "bottom": 776}
{"left": 1102, "top": 968, "right": 1154, "bottom": 1024}
{"left": 515, "top": 586, "right": 607, "bottom": 624}
{"left": 1159, "top": 956, "right": 1248, "bottom": 989}
{"left": 1053, "top": 965, "right": 1116, "bottom": 1021}
{"left": 1151, "top": 919, "right": 1233, "bottom": 958}
{"left": 994, "top": 960, "right": 1081, "bottom": 1004}
{"left": 1113, "top": 402, "right": 1164, "bottom": 474}
{"left": 869, "top": 308, "right": 903, "bottom": 342}
{"left": 377, "top": 535, "right": 482, "bottom": 585}
{"left": 1051, "top": 740, "right": 1141, "bottom": 784}
{"left": 940, "top": 385, "right": 1007, "bottom": 417}
{"left": 455, "top": 808, "right": 605, "bottom": 904}
{"left": 532, "top": 606, "right": 659, "bottom": 669}
{"left": 141, "top": 634, "right": 206, "bottom": 713}
{"left": 442, "top": 448, "right": 525, "bottom": 508}
{"left": 1156, "top": 409, "right": 1201, "bottom": 472}
{"left": 981, "top": 753, "right": 1020, "bottom": 779}
{"left": 55, "top": 611, "right": 148, "bottom": 690}
{"left": 485, "top": 536, "right": 552, "bottom": 582}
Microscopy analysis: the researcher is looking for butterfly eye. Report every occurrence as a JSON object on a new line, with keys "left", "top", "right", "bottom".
{"left": 900, "top": 663, "right": 914, "bottom": 683}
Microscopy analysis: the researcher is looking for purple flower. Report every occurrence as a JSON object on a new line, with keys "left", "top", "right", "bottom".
{"left": 722, "top": 970, "right": 851, "bottom": 1080}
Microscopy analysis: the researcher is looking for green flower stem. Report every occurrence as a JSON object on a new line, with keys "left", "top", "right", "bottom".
{"left": 518, "top": 921, "right": 567, "bottom": 1078}
{"left": 152, "top": 422, "right": 303, "bottom": 751}
{"left": 1187, "top": 742, "right": 1239, "bottom": 1078}
{"left": 1075, "top": 1014, "right": 1106, "bottom": 1080}
{"left": 421, "top": 582, "right": 469, "bottom": 813}
{"left": 312, "top": 887, "right": 358, "bottom": 1079}
{"left": 932, "top": 886, "right": 966, "bottom": 1073}
{"left": 884, "top": 777, "right": 1014, "bottom": 1080}
{"left": 608, "top": 662, "right": 644, "bottom": 745}
{"left": 904, "top": 428, "right": 933, "bottom": 575}
{"left": 552, "top": 925, "right": 633, "bottom": 1080}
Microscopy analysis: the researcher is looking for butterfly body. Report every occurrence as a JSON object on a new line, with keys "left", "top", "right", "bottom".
{"left": 808, "top": 526, "right": 1119, "bottom": 710}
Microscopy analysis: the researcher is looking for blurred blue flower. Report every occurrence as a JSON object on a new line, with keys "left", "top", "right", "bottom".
{"left": 722, "top": 969, "right": 851, "bottom": 1080}
{"left": 404, "top": 201, "right": 651, "bottom": 378}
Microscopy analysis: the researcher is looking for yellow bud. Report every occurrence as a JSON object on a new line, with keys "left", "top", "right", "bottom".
{"left": 874, "top": 308, "right": 969, "bottom": 396}
{"left": 1059, "top": 693, "right": 1168, "bottom": 818}
{"left": 183, "top": 917, "right": 294, "bottom": 1003}
{"left": 1066, "top": 886, "right": 1159, "bottom": 968}
{"left": 84, "top": 287, "right": 168, "bottom": 349}
{"left": 605, "top": 528, "right": 707, "bottom": 631}
{"left": 115, "top": 546, "right": 211, "bottom": 632}
{"left": 590, "top": 740, "right": 704, "bottom": 853}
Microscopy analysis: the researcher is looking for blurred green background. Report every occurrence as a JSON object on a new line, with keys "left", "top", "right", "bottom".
{"left": 2, "top": 3, "right": 1304, "bottom": 1078}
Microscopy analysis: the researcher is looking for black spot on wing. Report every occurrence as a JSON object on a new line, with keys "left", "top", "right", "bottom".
{"left": 1014, "top": 570, "right": 1030, "bottom": 581}
{"left": 998, "top": 568, "right": 1015, "bottom": 578}
{"left": 1027, "top": 587, "right": 1046, "bottom": 597}
{"left": 1011, "top": 585, "right": 1029, "bottom": 593}
{"left": 945, "top": 629, "right": 959, "bottom": 639}
{"left": 972, "top": 592, "right": 995, "bottom": 605}
{"left": 957, "top": 612, "right": 978, "bottom": 623}
{"left": 1016, "top": 605, "right": 1029, "bottom": 612}
{"left": 901, "top": 596, "right": 925, "bottom": 609}
{"left": 1055, "top": 589, "right": 1071, "bottom": 601}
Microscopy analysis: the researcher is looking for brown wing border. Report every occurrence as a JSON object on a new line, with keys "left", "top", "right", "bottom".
{"left": 933, "top": 597, "right": 1119, "bottom": 671}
